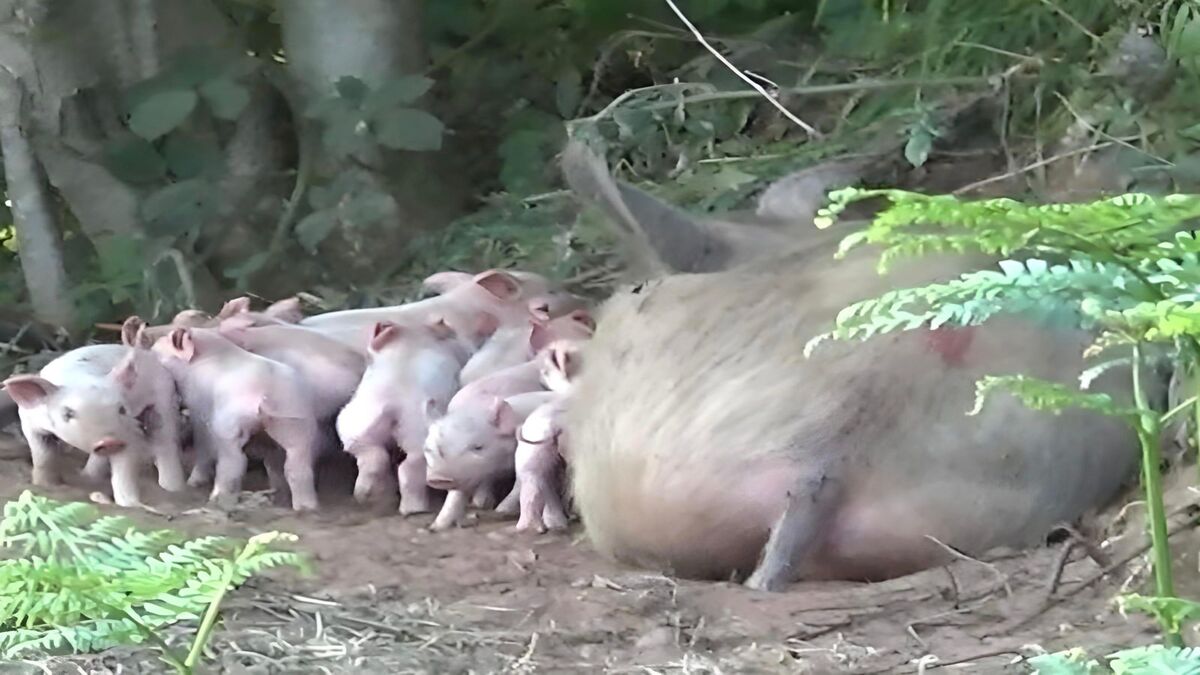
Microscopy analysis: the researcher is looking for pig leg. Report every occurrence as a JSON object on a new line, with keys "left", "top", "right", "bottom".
{"left": 496, "top": 480, "right": 520, "bottom": 515}
{"left": 80, "top": 453, "right": 110, "bottom": 483}
{"left": 23, "top": 424, "right": 62, "bottom": 487}
{"left": 515, "top": 475, "right": 547, "bottom": 533}
{"left": 396, "top": 453, "right": 433, "bottom": 515}
{"left": 265, "top": 416, "right": 319, "bottom": 512}
{"left": 743, "top": 475, "right": 841, "bottom": 592}
{"left": 107, "top": 449, "right": 145, "bottom": 508}
{"left": 208, "top": 436, "right": 250, "bottom": 510}
{"left": 187, "top": 438, "right": 216, "bottom": 487}
{"left": 471, "top": 483, "right": 498, "bottom": 510}
{"left": 350, "top": 444, "right": 392, "bottom": 503}
{"left": 541, "top": 482, "right": 570, "bottom": 531}
{"left": 430, "top": 490, "right": 470, "bottom": 531}
{"left": 148, "top": 406, "right": 186, "bottom": 492}
{"left": 251, "top": 440, "right": 292, "bottom": 507}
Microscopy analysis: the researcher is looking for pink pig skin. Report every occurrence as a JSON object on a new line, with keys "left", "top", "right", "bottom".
{"left": 217, "top": 317, "right": 365, "bottom": 418}
{"left": 511, "top": 395, "right": 571, "bottom": 533}
{"left": 298, "top": 270, "right": 528, "bottom": 355}
{"left": 336, "top": 318, "right": 466, "bottom": 514}
{"left": 152, "top": 327, "right": 321, "bottom": 512}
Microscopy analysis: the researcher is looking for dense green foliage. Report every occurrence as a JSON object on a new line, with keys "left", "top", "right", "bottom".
{"left": 0, "top": 490, "right": 308, "bottom": 671}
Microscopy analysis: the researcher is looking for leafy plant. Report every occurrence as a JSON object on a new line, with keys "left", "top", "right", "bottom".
{"left": 807, "top": 187, "right": 1200, "bottom": 646}
{"left": 1028, "top": 644, "right": 1200, "bottom": 674}
{"left": 0, "top": 490, "right": 309, "bottom": 673}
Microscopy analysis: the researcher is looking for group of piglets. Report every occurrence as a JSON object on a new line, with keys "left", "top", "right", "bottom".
{"left": 0, "top": 269, "right": 591, "bottom": 533}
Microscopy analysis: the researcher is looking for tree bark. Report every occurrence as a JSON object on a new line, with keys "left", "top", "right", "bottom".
{"left": 0, "top": 66, "right": 75, "bottom": 330}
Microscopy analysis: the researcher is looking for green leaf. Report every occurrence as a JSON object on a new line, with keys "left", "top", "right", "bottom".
{"left": 101, "top": 137, "right": 167, "bottom": 185}
{"left": 340, "top": 189, "right": 397, "bottom": 228}
{"left": 904, "top": 124, "right": 934, "bottom": 168}
{"left": 162, "top": 133, "right": 223, "bottom": 181}
{"left": 320, "top": 111, "right": 374, "bottom": 159}
{"left": 199, "top": 78, "right": 250, "bottom": 120}
{"left": 335, "top": 76, "right": 369, "bottom": 106}
{"left": 294, "top": 209, "right": 339, "bottom": 253}
{"left": 365, "top": 75, "right": 435, "bottom": 114}
{"left": 140, "top": 179, "right": 216, "bottom": 237}
{"left": 374, "top": 108, "right": 445, "bottom": 151}
{"left": 222, "top": 251, "right": 270, "bottom": 280}
{"left": 555, "top": 67, "right": 582, "bottom": 119}
{"left": 128, "top": 90, "right": 198, "bottom": 141}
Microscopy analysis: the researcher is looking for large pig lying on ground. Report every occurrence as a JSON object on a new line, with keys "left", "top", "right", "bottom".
{"left": 559, "top": 140, "right": 1156, "bottom": 592}
{"left": 1, "top": 317, "right": 186, "bottom": 507}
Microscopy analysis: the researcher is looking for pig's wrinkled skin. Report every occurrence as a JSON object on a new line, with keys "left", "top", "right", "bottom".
{"left": 142, "top": 296, "right": 299, "bottom": 341}
{"left": 300, "top": 270, "right": 528, "bottom": 354}
{"left": 217, "top": 316, "right": 365, "bottom": 418}
{"left": 425, "top": 391, "right": 555, "bottom": 531}
{"left": 2, "top": 319, "right": 186, "bottom": 507}
{"left": 336, "top": 319, "right": 467, "bottom": 514}
{"left": 152, "top": 327, "right": 320, "bottom": 511}
{"left": 560, "top": 140, "right": 1154, "bottom": 592}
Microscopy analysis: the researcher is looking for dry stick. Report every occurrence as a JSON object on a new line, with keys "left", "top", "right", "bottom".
{"left": 994, "top": 504, "right": 1200, "bottom": 635}
{"left": 924, "top": 535, "right": 1013, "bottom": 599}
{"left": 951, "top": 141, "right": 1117, "bottom": 195}
{"left": 661, "top": 0, "right": 820, "bottom": 138}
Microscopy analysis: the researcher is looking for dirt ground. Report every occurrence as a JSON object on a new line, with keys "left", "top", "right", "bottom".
{"left": 0, "top": 430, "right": 1197, "bottom": 675}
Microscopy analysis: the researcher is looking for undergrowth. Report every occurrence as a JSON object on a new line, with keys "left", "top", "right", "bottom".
{"left": 808, "top": 187, "right": 1200, "bottom": 663}
{"left": 0, "top": 490, "right": 309, "bottom": 673}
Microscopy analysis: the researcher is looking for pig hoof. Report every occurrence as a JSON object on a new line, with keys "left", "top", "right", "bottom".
{"left": 399, "top": 501, "right": 432, "bottom": 516}
{"left": 158, "top": 475, "right": 187, "bottom": 493}
{"left": 291, "top": 502, "right": 319, "bottom": 513}
{"left": 209, "top": 491, "right": 238, "bottom": 512}
{"left": 495, "top": 501, "right": 519, "bottom": 516}
{"left": 187, "top": 473, "right": 212, "bottom": 488}
{"left": 742, "top": 570, "right": 788, "bottom": 593}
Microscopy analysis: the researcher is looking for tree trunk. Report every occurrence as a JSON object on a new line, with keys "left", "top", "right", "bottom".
{"left": 0, "top": 67, "right": 75, "bottom": 331}
{"left": 278, "top": 0, "right": 468, "bottom": 286}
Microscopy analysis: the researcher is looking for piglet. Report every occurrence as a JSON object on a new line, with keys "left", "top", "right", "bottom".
{"left": 152, "top": 327, "right": 320, "bottom": 511}
{"left": 497, "top": 340, "right": 583, "bottom": 523}
{"left": 422, "top": 269, "right": 584, "bottom": 319}
{"left": 424, "top": 389, "right": 555, "bottom": 531}
{"left": 2, "top": 317, "right": 186, "bottom": 508}
{"left": 336, "top": 318, "right": 467, "bottom": 514}
{"left": 511, "top": 395, "right": 571, "bottom": 532}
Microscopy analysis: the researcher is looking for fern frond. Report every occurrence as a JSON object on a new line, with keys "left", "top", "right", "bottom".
{"left": 968, "top": 375, "right": 1137, "bottom": 419}
{"left": 805, "top": 257, "right": 1144, "bottom": 356}
{"left": 1118, "top": 594, "right": 1200, "bottom": 635}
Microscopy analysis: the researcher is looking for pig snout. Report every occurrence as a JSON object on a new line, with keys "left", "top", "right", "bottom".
{"left": 92, "top": 437, "right": 127, "bottom": 456}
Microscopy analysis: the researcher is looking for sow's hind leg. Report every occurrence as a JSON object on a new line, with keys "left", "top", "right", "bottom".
{"left": 743, "top": 473, "right": 843, "bottom": 592}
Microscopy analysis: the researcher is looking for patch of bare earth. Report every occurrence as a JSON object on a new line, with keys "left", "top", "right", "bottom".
{"left": 0, "top": 430, "right": 1196, "bottom": 675}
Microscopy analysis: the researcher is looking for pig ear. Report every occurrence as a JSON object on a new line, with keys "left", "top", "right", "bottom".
{"left": 529, "top": 322, "right": 552, "bottom": 352}
{"left": 569, "top": 309, "right": 596, "bottom": 333}
{"left": 172, "top": 309, "right": 212, "bottom": 327}
{"left": 120, "top": 316, "right": 147, "bottom": 348}
{"left": 3, "top": 375, "right": 59, "bottom": 408}
{"left": 527, "top": 298, "right": 552, "bottom": 322}
{"left": 168, "top": 328, "right": 197, "bottom": 362}
{"left": 487, "top": 397, "right": 517, "bottom": 434}
{"left": 110, "top": 353, "right": 140, "bottom": 391}
{"left": 216, "top": 296, "right": 252, "bottom": 320}
{"left": 369, "top": 321, "right": 402, "bottom": 352}
{"left": 473, "top": 270, "right": 522, "bottom": 301}
{"left": 218, "top": 314, "right": 256, "bottom": 335}
{"left": 265, "top": 297, "right": 303, "bottom": 323}
{"left": 427, "top": 317, "right": 456, "bottom": 341}
{"left": 552, "top": 345, "right": 577, "bottom": 379}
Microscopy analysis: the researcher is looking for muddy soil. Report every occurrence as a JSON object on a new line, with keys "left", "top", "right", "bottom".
{"left": 0, "top": 428, "right": 1195, "bottom": 675}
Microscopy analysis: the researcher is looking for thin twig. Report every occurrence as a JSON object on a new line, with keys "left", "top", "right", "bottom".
{"left": 1035, "top": 0, "right": 1102, "bottom": 43}
{"left": 1053, "top": 92, "right": 1172, "bottom": 166}
{"left": 951, "top": 140, "right": 1118, "bottom": 195}
{"left": 661, "top": 0, "right": 819, "bottom": 137}
{"left": 924, "top": 535, "right": 1013, "bottom": 599}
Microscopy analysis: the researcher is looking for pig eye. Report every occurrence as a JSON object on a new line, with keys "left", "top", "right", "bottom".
{"left": 61, "top": 408, "right": 75, "bottom": 422}
{"left": 471, "top": 444, "right": 484, "bottom": 452}
{"left": 118, "top": 405, "right": 127, "bottom": 416}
